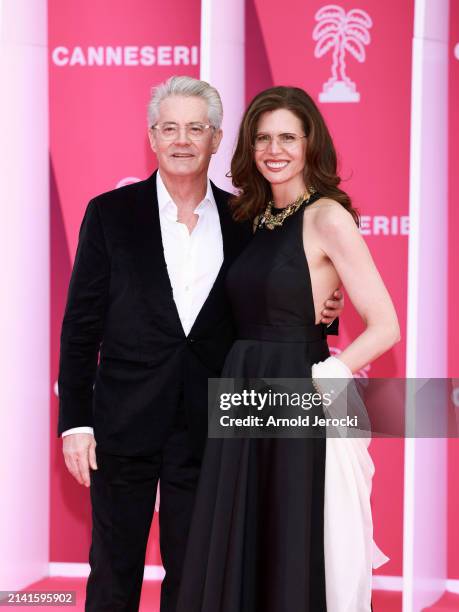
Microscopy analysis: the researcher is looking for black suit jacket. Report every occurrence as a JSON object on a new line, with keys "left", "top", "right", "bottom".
{"left": 58, "top": 170, "right": 338, "bottom": 457}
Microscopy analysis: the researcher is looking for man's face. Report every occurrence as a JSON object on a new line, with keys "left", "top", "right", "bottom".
{"left": 148, "top": 95, "right": 223, "bottom": 179}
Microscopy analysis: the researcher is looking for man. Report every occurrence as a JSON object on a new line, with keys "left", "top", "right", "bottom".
{"left": 58, "top": 76, "right": 344, "bottom": 612}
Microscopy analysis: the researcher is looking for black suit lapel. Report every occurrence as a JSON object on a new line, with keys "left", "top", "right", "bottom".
{"left": 212, "top": 181, "right": 242, "bottom": 265}
{"left": 189, "top": 182, "right": 243, "bottom": 338}
{"left": 131, "top": 171, "right": 186, "bottom": 337}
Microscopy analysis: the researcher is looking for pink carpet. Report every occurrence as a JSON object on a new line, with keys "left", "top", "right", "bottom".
{"left": 13, "top": 577, "right": 406, "bottom": 611}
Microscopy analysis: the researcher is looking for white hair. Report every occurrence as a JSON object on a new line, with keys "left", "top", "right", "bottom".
{"left": 147, "top": 75, "right": 223, "bottom": 128}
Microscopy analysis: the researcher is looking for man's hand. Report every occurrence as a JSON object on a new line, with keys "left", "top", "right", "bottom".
{"left": 63, "top": 433, "right": 98, "bottom": 487}
{"left": 321, "top": 289, "right": 344, "bottom": 325}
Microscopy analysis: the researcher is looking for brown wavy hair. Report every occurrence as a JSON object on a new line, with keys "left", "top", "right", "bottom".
{"left": 229, "top": 86, "right": 359, "bottom": 225}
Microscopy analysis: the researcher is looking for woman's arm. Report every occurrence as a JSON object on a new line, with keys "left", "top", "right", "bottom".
{"left": 308, "top": 200, "right": 400, "bottom": 374}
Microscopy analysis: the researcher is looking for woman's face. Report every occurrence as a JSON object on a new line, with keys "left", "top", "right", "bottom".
{"left": 253, "top": 108, "right": 307, "bottom": 189}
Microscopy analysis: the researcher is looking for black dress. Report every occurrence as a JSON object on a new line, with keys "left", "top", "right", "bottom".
{"left": 176, "top": 194, "right": 330, "bottom": 612}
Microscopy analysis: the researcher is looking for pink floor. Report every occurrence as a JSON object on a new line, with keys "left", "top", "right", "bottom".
{"left": 12, "top": 577, "right": 405, "bottom": 611}
{"left": 13, "top": 577, "right": 459, "bottom": 610}
{"left": 11, "top": 578, "right": 459, "bottom": 610}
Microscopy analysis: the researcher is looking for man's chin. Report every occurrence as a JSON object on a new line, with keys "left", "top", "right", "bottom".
{"left": 164, "top": 162, "right": 203, "bottom": 177}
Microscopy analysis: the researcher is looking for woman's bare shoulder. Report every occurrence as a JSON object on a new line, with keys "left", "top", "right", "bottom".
{"left": 306, "top": 197, "right": 357, "bottom": 235}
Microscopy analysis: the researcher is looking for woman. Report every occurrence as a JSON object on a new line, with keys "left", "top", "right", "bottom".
{"left": 176, "top": 86, "right": 400, "bottom": 612}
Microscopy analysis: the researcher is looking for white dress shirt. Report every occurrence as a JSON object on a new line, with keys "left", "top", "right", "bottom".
{"left": 62, "top": 171, "right": 224, "bottom": 437}
{"left": 156, "top": 170, "right": 223, "bottom": 335}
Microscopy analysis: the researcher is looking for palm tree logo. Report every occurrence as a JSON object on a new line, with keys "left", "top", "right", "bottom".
{"left": 313, "top": 4, "right": 373, "bottom": 103}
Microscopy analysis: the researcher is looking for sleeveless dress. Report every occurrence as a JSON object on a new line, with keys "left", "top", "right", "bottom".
{"left": 176, "top": 194, "right": 331, "bottom": 612}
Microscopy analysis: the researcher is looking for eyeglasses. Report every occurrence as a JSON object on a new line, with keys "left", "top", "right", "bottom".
{"left": 253, "top": 133, "right": 307, "bottom": 151}
{"left": 151, "top": 122, "right": 215, "bottom": 141}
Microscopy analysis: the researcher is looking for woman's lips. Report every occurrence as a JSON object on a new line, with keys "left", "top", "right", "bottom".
{"left": 264, "top": 160, "right": 289, "bottom": 172}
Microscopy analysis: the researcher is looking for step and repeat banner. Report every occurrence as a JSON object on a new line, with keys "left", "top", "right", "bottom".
{"left": 246, "top": 0, "right": 413, "bottom": 577}
{"left": 49, "top": 0, "right": 201, "bottom": 566}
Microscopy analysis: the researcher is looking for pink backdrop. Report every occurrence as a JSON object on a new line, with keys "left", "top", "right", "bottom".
{"left": 49, "top": 0, "right": 201, "bottom": 565}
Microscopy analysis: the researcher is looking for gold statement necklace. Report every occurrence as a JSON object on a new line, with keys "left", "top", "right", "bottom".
{"left": 257, "top": 189, "right": 316, "bottom": 230}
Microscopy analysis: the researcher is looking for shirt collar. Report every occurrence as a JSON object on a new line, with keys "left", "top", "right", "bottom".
{"left": 156, "top": 170, "right": 216, "bottom": 219}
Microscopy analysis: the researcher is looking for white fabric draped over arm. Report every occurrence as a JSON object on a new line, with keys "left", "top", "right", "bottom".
{"left": 312, "top": 356, "right": 389, "bottom": 612}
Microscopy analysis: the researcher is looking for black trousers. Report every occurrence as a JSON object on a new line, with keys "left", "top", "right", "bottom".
{"left": 85, "top": 406, "right": 201, "bottom": 612}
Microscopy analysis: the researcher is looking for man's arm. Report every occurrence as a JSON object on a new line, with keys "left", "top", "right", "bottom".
{"left": 58, "top": 199, "right": 109, "bottom": 486}
{"left": 326, "top": 318, "right": 339, "bottom": 335}
{"left": 58, "top": 198, "right": 110, "bottom": 435}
